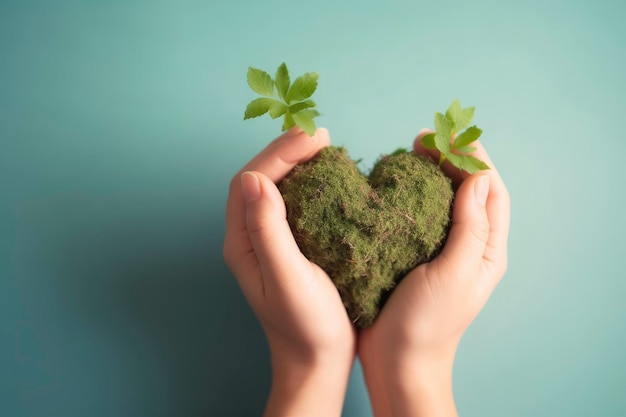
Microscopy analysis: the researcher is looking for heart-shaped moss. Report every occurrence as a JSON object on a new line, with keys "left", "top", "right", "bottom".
{"left": 279, "top": 146, "right": 454, "bottom": 327}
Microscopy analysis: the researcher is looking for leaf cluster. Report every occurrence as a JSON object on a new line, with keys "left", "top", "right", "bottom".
{"left": 420, "top": 99, "right": 489, "bottom": 174}
{"left": 244, "top": 63, "right": 320, "bottom": 137}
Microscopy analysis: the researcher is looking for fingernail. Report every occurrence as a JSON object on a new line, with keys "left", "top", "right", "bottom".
{"left": 474, "top": 175, "right": 490, "bottom": 206}
{"left": 241, "top": 172, "right": 261, "bottom": 203}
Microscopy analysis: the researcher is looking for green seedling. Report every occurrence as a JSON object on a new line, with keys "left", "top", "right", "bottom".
{"left": 244, "top": 63, "right": 320, "bottom": 136}
{"left": 420, "top": 99, "right": 490, "bottom": 173}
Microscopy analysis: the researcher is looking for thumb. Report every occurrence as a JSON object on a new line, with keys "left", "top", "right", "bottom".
{"left": 241, "top": 171, "right": 311, "bottom": 285}
{"left": 434, "top": 174, "right": 490, "bottom": 277}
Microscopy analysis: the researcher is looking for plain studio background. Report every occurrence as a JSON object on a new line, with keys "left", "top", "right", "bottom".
{"left": 1, "top": 1, "right": 624, "bottom": 416}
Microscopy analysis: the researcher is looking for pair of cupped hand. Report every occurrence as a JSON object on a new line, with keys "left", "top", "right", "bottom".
{"left": 223, "top": 127, "right": 510, "bottom": 416}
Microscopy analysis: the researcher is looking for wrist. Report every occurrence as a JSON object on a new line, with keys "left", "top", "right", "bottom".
{"left": 388, "top": 351, "right": 457, "bottom": 417}
{"left": 361, "top": 345, "right": 458, "bottom": 417}
{"left": 264, "top": 352, "right": 353, "bottom": 417}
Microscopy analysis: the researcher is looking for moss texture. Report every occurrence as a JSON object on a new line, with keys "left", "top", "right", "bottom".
{"left": 279, "top": 146, "right": 454, "bottom": 327}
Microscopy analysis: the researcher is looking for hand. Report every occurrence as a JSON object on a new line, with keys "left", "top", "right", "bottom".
{"left": 358, "top": 130, "right": 511, "bottom": 417}
{"left": 223, "top": 128, "right": 357, "bottom": 417}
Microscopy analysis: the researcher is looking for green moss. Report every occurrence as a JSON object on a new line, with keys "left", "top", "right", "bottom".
{"left": 279, "top": 146, "right": 453, "bottom": 327}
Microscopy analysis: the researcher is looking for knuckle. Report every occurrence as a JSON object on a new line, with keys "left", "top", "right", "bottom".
{"left": 471, "top": 220, "right": 490, "bottom": 243}
{"left": 247, "top": 214, "right": 274, "bottom": 244}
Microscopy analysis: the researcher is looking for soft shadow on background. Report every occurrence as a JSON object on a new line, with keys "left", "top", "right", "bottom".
{"left": 3, "top": 124, "right": 272, "bottom": 415}
{"left": 1, "top": 1, "right": 625, "bottom": 416}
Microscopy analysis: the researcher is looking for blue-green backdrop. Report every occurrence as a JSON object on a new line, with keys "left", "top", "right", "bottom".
{"left": 1, "top": 0, "right": 624, "bottom": 416}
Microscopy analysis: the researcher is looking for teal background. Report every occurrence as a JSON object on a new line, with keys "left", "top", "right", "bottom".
{"left": 1, "top": 0, "right": 624, "bottom": 416}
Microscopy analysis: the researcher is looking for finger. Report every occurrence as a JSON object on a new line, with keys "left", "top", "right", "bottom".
{"left": 224, "top": 128, "right": 330, "bottom": 279}
{"left": 242, "top": 171, "right": 313, "bottom": 296}
{"left": 459, "top": 142, "right": 510, "bottom": 286}
{"left": 480, "top": 170, "right": 510, "bottom": 289}
{"left": 439, "top": 141, "right": 509, "bottom": 274}
{"left": 430, "top": 173, "right": 491, "bottom": 280}
{"left": 241, "top": 127, "right": 331, "bottom": 183}
{"left": 413, "top": 129, "right": 437, "bottom": 160}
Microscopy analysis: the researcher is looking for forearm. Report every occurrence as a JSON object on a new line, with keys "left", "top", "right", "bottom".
{"left": 362, "top": 349, "right": 458, "bottom": 417}
{"left": 264, "top": 354, "right": 353, "bottom": 417}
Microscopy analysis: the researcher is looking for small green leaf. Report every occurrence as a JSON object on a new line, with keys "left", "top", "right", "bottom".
{"left": 434, "top": 113, "right": 452, "bottom": 153}
{"left": 247, "top": 67, "right": 275, "bottom": 96}
{"left": 269, "top": 102, "right": 288, "bottom": 119}
{"left": 421, "top": 133, "right": 437, "bottom": 149}
{"left": 292, "top": 110, "right": 317, "bottom": 136}
{"left": 445, "top": 99, "right": 462, "bottom": 131}
{"left": 286, "top": 72, "right": 319, "bottom": 103}
{"left": 275, "top": 63, "right": 290, "bottom": 100}
{"left": 434, "top": 112, "right": 452, "bottom": 138}
{"left": 453, "top": 125, "right": 482, "bottom": 149}
{"left": 454, "top": 145, "right": 477, "bottom": 154}
{"left": 446, "top": 153, "right": 490, "bottom": 174}
{"left": 282, "top": 113, "right": 296, "bottom": 131}
{"left": 298, "top": 108, "right": 320, "bottom": 119}
{"left": 434, "top": 134, "right": 450, "bottom": 154}
{"left": 289, "top": 99, "right": 316, "bottom": 114}
{"left": 244, "top": 98, "right": 276, "bottom": 119}
{"left": 446, "top": 99, "right": 475, "bottom": 133}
